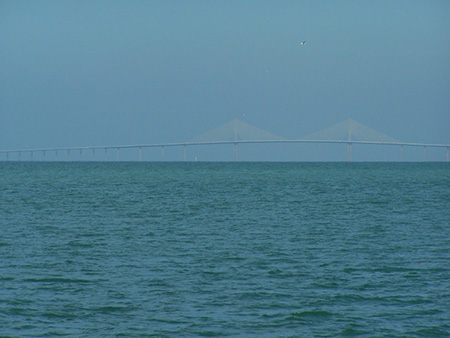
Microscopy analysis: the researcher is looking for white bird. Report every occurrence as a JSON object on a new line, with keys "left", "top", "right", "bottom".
{"left": 300, "top": 41, "right": 306, "bottom": 45}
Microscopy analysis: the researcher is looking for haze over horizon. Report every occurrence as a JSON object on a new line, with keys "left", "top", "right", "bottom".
{"left": 1, "top": 1, "right": 449, "bottom": 161}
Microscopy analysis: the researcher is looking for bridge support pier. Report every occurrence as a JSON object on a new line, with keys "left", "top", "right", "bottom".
{"left": 161, "top": 146, "right": 164, "bottom": 161}
{"left": 184, "top": 145, "right": 186, "bottom": 162}
{"left": 400, "top": 145, "right": 403, "bottom": 162}
{"left": 92, "top": 148, "right": 95, "bottom": 161}
{"left": 67, "top": 149, "right": 70, "bottom": 161}
{"left": 447, "top": 147, "right": 449, "bottom": 162}
{"left": 104, "top": 148, "right": 107, "bottom": 161}
{"left": 423, "top": 146, "right": 426, "bottom": 162}
{"left": 234, "top": 143, "right": 238, "bottom": 162}
{"left": 139, "top": 147, "right": 142, "bottom": 162}
{"left": 117, "top": 148, "right": 120, "bottom": 161}
{"left": 347, "top": 143, "right": 352, "bottom": 162}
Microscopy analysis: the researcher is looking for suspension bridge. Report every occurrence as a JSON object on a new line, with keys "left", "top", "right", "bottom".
{"left": 1, "top": 119, "right": 449, "bottom": 162}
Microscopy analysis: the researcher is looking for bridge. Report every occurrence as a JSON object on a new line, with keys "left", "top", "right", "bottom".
{"left": 1, "top": 119, "right": 449, "bottom": 162}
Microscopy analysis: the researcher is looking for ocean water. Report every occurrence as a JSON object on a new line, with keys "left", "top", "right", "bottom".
{"left": 0, "top": 162, "right": 449, "bottom": 337}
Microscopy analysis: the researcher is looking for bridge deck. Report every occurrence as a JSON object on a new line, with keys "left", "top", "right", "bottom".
{"left": 1, "top": 139, "right": 449, "bottom": 154}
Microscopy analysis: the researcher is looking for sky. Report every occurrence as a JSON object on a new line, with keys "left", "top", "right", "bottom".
{"left": 1, "top": 0, "right": 449, "bottom": 161}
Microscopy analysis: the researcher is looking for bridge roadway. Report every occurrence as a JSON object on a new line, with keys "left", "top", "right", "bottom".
{"left": 1, "top": 139, "right": 449, "bottom": 161}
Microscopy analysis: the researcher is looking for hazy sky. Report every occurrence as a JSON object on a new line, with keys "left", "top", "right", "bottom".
{"left": 1, "top": 1, "right": 449, "bottom": 160}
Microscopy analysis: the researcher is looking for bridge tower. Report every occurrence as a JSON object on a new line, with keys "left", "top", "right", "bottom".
{"left": 347, "top": 119, "right": 352, "bottom": 162}
{"left": 234, "top": 119, "right": 238, "bottom": 162}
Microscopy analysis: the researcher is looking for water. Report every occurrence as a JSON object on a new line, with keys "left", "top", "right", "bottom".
{"left": 1, "top": 162, "right": 449, "bottom": 337}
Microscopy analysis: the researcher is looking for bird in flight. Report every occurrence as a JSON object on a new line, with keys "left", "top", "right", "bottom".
{"left": 300, "top": 41, "right": 306, "bottom": 45}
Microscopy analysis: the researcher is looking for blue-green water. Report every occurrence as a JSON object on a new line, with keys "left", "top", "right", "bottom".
{"left": 1, "top": 162, "right": 449, "bottom": 337}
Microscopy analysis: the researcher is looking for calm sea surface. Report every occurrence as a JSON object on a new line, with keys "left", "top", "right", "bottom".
{"left": 0, "top": 162, "right": 449, "bottom": 337}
